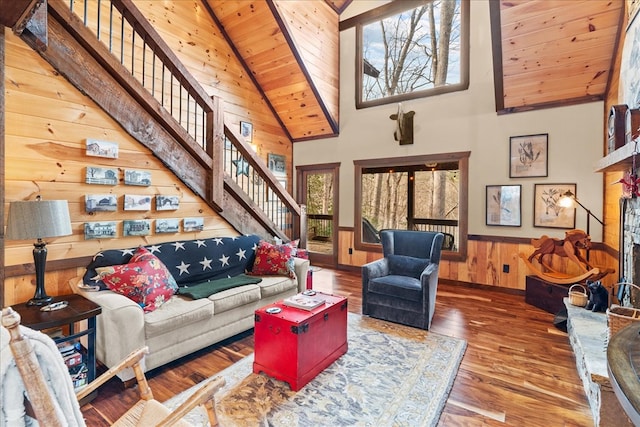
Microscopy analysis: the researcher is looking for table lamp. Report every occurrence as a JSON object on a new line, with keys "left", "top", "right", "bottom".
{"left": 6, "top": 196, "right": 72, "bottom": 306}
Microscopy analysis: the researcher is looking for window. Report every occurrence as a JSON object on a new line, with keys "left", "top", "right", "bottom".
{"left": 355, "top": 0, "right": 469, "bottom": 109}
{"left": 354, "top": 152, "right": 469, "bottom": 260}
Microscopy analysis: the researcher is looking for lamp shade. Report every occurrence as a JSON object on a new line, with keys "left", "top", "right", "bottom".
{"left": 6, "top": 199, "right": 72, "bottom": 240}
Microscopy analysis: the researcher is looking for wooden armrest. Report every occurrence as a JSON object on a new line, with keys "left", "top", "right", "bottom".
{"left": 156, "top": 376, "right": 226, "bottom": 427}
{"left": 76, "top": 347, "right": 149, "bottom": 401}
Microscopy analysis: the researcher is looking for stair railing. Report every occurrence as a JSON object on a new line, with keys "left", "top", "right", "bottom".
{"left": 56, "top": 0, "right": 300, "bottom": 239}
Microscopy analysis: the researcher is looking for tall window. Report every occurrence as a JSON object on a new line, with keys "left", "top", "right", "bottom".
{"left": 355, "top": 152, "right": 469, "bottom": 260}
{"left": 356, "top": 0, "right": 469, "bottom": 108}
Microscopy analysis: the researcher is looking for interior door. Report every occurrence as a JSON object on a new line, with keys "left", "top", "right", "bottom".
{"left": 296, "top": 163, "right": 339, "bottom": 267}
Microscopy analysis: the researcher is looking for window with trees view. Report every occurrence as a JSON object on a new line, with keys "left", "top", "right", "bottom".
{"left": 356, "top": 0, "right": 469, "bottom": 108}
{"left": 354, "top": 152, "right": 469, "bottom": 259}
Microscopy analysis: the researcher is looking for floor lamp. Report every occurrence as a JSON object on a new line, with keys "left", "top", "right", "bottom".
{"left": 6, "top": 197, "right": 72, "bottom": 306}
{"left": 559, "top": 190, "right": 604, "bottom": 260}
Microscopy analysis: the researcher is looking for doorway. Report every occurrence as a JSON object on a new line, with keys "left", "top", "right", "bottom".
{"left": 296, "top": 163, "right": 339, "bottom": 267}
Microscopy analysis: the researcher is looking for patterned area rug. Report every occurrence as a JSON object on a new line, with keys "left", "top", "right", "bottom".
{"left": 165, "top": 313, "right": 466, "bottom": 426}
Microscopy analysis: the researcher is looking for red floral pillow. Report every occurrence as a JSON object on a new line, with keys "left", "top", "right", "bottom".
{"left": 96, "top": 247, "right": 178, "bottom": 312}
{"left": 249, "top": 240, "right": 296, "bottom": 279}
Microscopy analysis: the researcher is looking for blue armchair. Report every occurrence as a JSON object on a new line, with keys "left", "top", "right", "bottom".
{"left": 362, "top": 230, "right": 444, "bottom": 330}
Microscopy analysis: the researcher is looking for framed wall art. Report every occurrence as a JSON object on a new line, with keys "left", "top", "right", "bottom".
{"left": 534, "top": 183, "right": 576, "bottom": 229}
{"left": 85, "top": 194, "right": 117, "bottom": 213}
{"left": 509, "top": 133, "right": 548, "bottom": 178}
{"left": 86, "top": 166, "right": 118, "bottom": 185}
{"left": 123, "top": 219, "right": 151, "bottom": 236}
{"left": 240, "top": 121, "right": 253, "bottom": 143}
{"left": 84, "top": 221, "right": 117, "bottom": 239}
{"left": 155, "top": 218, "right": 180, "bottom": 233}
{"left": 124, "top": 195, "right": 152, "bottom": 211}
{"left": 268, "top": 153, "right": 286, "bottom": 175}
{"left": 156, "top": 195, "right": 180, "bottom": 211}
{"left": 86, "top": 138, "right": 119, "bottom": 159}
{"left": 124, "top": 169, "right": 151, "bottom": 186}
{"left": 486, "top": 185, "right": 521, "bottom": 227}
{"left": 183, "top": 217, "right": 204, "bottom": 232}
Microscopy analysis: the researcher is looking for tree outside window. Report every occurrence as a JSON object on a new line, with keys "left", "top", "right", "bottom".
{"left": 354, "top": 152, "right": 469, "bottom": 260}
{"left": 356, "top": 0, "right": 469, "bottom": 108}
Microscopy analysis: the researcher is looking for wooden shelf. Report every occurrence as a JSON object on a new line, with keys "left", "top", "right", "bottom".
{"left": 595, "top": 144, "right": 637, "bottom": 172}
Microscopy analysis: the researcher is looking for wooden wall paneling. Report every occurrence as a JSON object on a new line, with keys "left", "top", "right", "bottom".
{"left": 1, "top": 26, "right": 4, "bottom": 309}
{"left": 136, "top": 0, "right": 294, "bottom": 179}
{"left": 3, "top": 29, "right": 242, "bottom": 306}
{"left": 337, "top": 230, "right": 617, "bottom": 291}
{"left": 204, "top": 0, "right": 336, "bottom": 140}
{"left": 602, "top": 0, "right": 626, "bottom": 262}
{"left": 274, "top": 0, "right": 339, "bottom": 124}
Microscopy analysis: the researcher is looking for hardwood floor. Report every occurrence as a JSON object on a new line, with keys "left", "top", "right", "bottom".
{"left": 80, "top": 268, "right": 593, "bottom": 426}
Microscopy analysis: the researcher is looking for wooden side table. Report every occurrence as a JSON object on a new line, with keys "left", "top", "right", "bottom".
{"left": 10, "top": 293, "right": 102, "bottom": 403}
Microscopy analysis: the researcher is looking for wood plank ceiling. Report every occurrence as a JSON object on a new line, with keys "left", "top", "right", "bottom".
{"left": 207, "top": 0, "right": 625, "bottom": 135}
{"left": 203, "top": 0, "right": 347, "bottom": 141}
{"left": 0, "top": 0, "right": 625, "bottom": 139}
{"left": 492, "top": 0, "right": 625, "bottom": 113}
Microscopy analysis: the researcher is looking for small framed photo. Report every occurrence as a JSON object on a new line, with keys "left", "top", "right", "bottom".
{"left": 84, "top": 221, "right": 117, "bottom": 239}
{"left": 268, "top": 153, "right": 286, "bottom": 175}
{"left": 124, "top": 169, "right": 151, "bottom": 186}
{"left": 124, "top": 195, "right": 152, "bottom": 211}
{"left": 86, "top": 166, "right": 118, "bottom": 185}
{"left": 155, "top": 218, "right": 180, "bottom": 233}
{"left": 85, "top": 194, "right": 117, "bottom": 213}
{"left": 156, "top": 195, "right": 180, "bottom": 211}
{"left": 123, "top": 220, "right": 151, "bottom": 236}
{"left": 240, "top": 121, "right": 253, "bottom": 143}
{"left": 183, "top": 217, "right": 204, "bottom": 232}
{"left": 86, "top": 138, "right": 119, "bottom": 159}
{"left": 534, "top": 183, "right": 576, "bottom": 229}
{"left": 509, "top": 133, "right": 548, "bottom": 178}
{"left": 486, "top": 185, "right": 521, "bottom": 227}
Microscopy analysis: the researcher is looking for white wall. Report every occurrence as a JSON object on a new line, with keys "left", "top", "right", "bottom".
{"left": 293, "top": 0, "right": 604, "bottom": 241}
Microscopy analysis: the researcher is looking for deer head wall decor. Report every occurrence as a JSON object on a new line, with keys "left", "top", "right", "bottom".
{"left": 389, "top": 103, "right": 415, "bottom": 145}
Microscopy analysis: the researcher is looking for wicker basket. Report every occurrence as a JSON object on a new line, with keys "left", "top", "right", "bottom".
{"left": 607, "top": 282, "right": 640, "bottom": 340}
{"left": 568, "top": 284, "right": 588, "bottom": 307}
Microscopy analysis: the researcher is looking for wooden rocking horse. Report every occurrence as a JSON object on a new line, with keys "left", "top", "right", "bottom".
{"left": 518, "top": 229, "right": 614, "bottom": 284}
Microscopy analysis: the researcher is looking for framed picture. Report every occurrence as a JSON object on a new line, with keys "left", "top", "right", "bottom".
{"left": 509, "top": 133, "right": 548, "bottom": 178}
{"left": 486, "top": 185, "right": 521, "bottom": 227}
{"left": 86, "top": 166, "right": 118, "bottom": 185}
{"left": 156, "top": 195, "right": 180, "bottom": 211}
{"left": 183, "top": 217, "right": 204, "bottom": 232}
{"left": 124, "top": 195, "right": 152, "bottom": 211}
{"left": 155, "top": 218, "right": 180, "bottom": 233}
{"left": 85, "top": 194, "right": 117, "bottom": 213}
{"left": 534, "top": 183, "right": 576, "bottom": 229}
{"left": 84, "top": 221, "right": 117, "bottom": 240}
{"left": 240, "top": 121, "right": 253, "bottom": 143}
{"left": 123, "top": 219, "right": 151, "bottom": 236}
{"left": 86, "top": 138, "right": 119, "bottom": 159}
{"left": 124, "top": 169, "right": 151, "bottom": 186}
{"left": 268, "top": 153, "right": 286, "bottom": 175}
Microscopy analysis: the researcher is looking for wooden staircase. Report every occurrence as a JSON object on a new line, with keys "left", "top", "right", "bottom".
{"left": 11, "top": 0, "right": 303, "bottom": 242}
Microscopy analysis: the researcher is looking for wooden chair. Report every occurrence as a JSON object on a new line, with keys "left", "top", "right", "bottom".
{"left": 1, "top": 306, "right": 225, "bottom": 426}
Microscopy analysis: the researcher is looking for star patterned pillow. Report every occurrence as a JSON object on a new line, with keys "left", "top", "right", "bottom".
{"left": 95, "top": 247, "right": 178, "bottom": 312}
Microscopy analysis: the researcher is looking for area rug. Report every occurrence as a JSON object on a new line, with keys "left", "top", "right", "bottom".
{"left": 165, "top": 313, "right": 466, "bottom": 426}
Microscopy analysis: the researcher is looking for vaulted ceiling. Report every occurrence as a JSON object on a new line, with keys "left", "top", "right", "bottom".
{"left": 0, "top": 0, "right": 627, "bottom": 138}
{"left": 491, "top": 0, "right": 624, "bottom": 113}
{"left": 208, "top": 0, "right": 625, "bottom": 136}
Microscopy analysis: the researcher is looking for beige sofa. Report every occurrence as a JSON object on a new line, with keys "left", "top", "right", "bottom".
{"left": 70, "top": 236, "right": 309, "bottom": 381}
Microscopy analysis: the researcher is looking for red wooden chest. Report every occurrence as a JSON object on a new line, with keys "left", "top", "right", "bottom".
{"left": 253, "top": 292, "right": 348, "bottom": 391}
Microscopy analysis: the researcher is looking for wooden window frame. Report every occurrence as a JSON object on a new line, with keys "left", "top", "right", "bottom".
{"left": 351, "top": 0, "right": 470, "bottom": 109}
{"left": 354, "top": 151, "right": 469, "bottom": 261}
